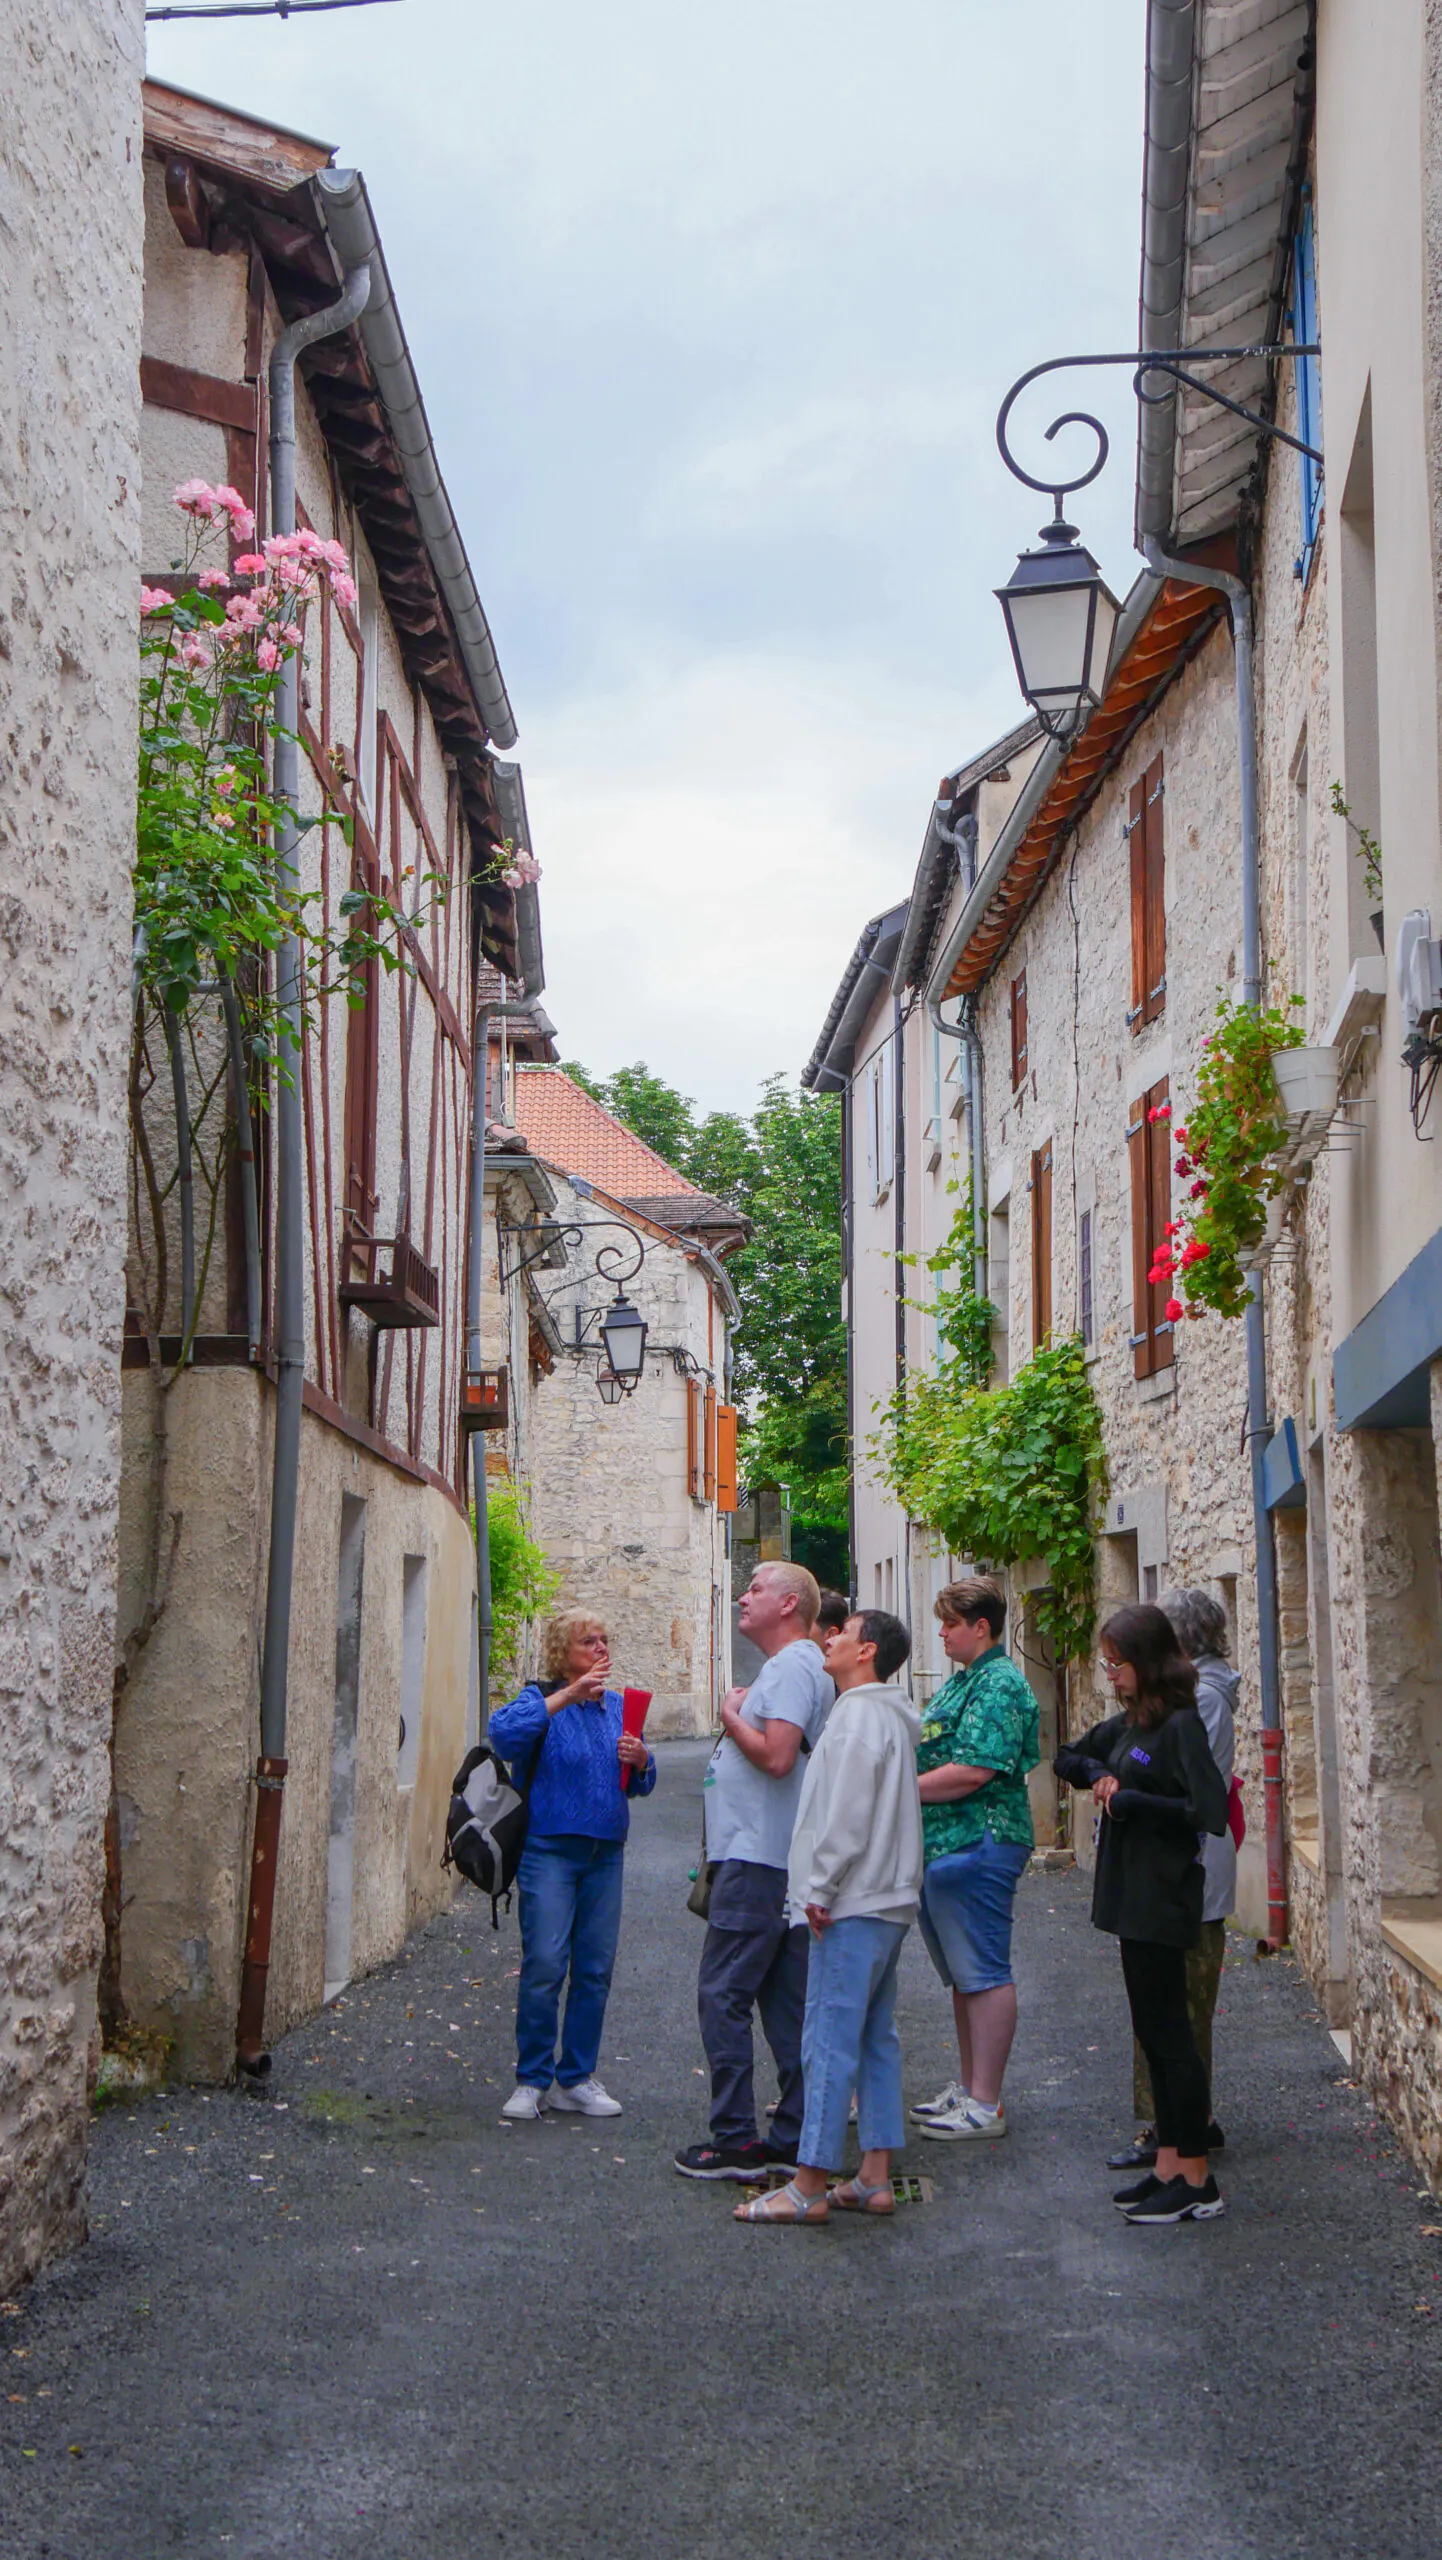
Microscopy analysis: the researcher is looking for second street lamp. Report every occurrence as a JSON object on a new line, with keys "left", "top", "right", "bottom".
{"left": 599, "top": 1290, "right": 647, "bottom": 1391}
{"left": 995, "top": 508, "right": 1120, "bottom": 740}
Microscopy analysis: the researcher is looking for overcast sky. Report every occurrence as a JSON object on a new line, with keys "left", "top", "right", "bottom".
{"left": 149, "top": 0, "right": 1147, "bottom": 1116}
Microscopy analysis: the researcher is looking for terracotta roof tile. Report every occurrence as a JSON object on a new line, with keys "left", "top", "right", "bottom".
{"left": 511, "top": 1067, "right": 700, "bottom": 1198}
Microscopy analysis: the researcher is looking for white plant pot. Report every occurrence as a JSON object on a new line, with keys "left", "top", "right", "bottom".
{"left": 1272, "top": 1044, "right": 1341, "bottom": 1121}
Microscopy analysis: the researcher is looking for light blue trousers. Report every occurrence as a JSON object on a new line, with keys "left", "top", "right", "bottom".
{"left": 798, "top": 1914, "right": 909, "bottom": 2172}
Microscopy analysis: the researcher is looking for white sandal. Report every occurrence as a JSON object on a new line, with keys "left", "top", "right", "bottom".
{"left": 732, "top": 2177, "right": 829, "bottom": 2225}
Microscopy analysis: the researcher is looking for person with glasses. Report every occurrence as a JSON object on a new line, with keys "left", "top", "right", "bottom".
{"left": 490, "top": 1610, "right": 654, "bottom": 2122}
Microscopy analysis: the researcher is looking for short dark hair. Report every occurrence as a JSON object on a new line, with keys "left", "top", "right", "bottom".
{"left": 1099, "top": 1603, "right": 1199, "bottom": 1731}
{"left": 814, "top": 1588, "right": 851, "bottom": 1633}
{"left": 936, "top": 1575, "right": 1006, "bottom": 1640}
{"left": 848, "top": 1609, "right": 911, "bottom": 1683}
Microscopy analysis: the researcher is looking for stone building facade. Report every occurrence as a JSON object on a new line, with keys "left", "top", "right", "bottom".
{"left": 0, "top": 1, "right": 146, "bottom": 2291}
{"left": 110, "top": 83, "right": 536, "bottom": 2080}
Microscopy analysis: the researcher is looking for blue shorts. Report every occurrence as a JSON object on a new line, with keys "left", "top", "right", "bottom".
{"left": 919, "top": 1833, "right": 1029, "bottom": 1994}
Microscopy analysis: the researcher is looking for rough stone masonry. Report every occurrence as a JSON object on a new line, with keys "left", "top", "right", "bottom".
{"left": 0, "top": 0, "right": 145, "bottom": 2290}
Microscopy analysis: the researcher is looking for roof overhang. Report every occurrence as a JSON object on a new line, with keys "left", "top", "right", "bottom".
{"left": 889, "top": 717, "right": 1041, "bottom": 997}
{"left": 1135, "top": 1, "right": 1315, "bottom": 549}
{"left": 803, "top": 904, "right": 907, "bottom": 1093}
{"left": 927, "top": 567, "right": 1229, "bottom": 1003}
{"left": 143, "top": 79, "right": 524, "bottom": 976}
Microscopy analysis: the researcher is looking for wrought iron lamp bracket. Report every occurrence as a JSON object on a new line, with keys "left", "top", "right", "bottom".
{"left": 996, "top": 344, "right": 1322, "bottom": 519}
{"left": 499, "top": 1214, "right": 646, "bottom": 1296}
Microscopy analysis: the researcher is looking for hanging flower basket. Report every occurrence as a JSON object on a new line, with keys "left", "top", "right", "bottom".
{"left": 1271, "top": 1044, "right": 1341, "bottom": 1123}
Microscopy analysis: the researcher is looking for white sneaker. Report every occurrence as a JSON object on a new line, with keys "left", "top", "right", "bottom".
{"left": 910, "top": 2078, "right": 965, "bottom": 2121}
{"left": 549, "top": 2075, "right": 622, "bottom": 2118}
{"left": 500, "top": 2083, "right": 549, "bottom": 2121}
{"left": 918, "top": 2097, "right": 1007, "bottom": 2143}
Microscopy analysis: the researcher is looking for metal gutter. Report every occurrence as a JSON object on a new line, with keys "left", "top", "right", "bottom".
{"left": 804, "top": 908, "right": 906, "bottom": 1092}
{"left": 314, "top": 167, "right": 518, "bottom": 752}
{"left": 1136, "top": 0, "right": 1198, "bottom": 544}
{"left": 923, "top": 575, "right": 1163, "bottom": 1013}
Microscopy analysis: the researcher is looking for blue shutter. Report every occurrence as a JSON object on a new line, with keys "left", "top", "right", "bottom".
{"left": 1293, "top": 197, "right": 1324, "bottom": 569}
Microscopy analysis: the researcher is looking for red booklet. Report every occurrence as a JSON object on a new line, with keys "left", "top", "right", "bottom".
{"left": 620, "top": 1686, "right": 652, "bottom": 1791}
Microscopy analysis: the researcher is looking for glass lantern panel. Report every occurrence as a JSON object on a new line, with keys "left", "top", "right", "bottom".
{"left": 1007, "top": 581, "right": 1094, "bottom": 704}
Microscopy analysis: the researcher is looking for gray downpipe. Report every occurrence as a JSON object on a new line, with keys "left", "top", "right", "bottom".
{"left": 1140, "top": 534, "right": 1285, "bottom": 1942}
{"left": 237, "top": 253, "right": 372, "bottom": 2072}
{"left": 928, "top": 983, "right": 987, "bottom": 1302}
{"left": 468, "top": 1005, "right": 494, "bottom": 1735}
{"left": 220, "top": 977, "right": 263, "bottom": 1361}
{"left": 164, "top": 1010, "right": 196, "bottom": 1355}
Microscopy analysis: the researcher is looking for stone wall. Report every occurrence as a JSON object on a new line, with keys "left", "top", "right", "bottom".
{"left": 526, "top": 1175, "right": 729, "bottom": 1738}
{"left": 0, "top": 1, "right": 145, "bottom": 2289}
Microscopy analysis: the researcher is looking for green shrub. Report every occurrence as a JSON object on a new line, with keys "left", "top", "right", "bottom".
{"left": 480, "top": 1479, "right": 559, "bottom": 1687}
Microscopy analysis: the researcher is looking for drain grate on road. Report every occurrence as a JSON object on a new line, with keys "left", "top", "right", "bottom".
{"left": 752, "top": 2169, "right": 934, "bottom": 2204}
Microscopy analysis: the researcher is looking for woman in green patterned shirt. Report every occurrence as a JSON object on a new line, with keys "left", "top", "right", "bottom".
{"left": 912, "top": 1577, "right": 1039, "bottom": 2144}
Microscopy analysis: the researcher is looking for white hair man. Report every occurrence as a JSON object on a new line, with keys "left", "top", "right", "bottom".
{"left": 674, "top": 1561, "right": 835, "bottom": 2183}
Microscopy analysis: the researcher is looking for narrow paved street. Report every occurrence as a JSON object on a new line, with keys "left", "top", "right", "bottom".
{"left": 4, "top": 1741, "right": 1440, "bottom": 2559}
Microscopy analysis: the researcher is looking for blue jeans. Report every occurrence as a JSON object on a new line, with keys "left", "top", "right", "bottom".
{"left": 798, "top": 1915, "right": 908, "bottom": 2172}
{"left": 919, "top": 1833, "right": 1029, "bottom": 1995}
{"left": 515, "top": 1833, "right": 625, "bottom": 2090}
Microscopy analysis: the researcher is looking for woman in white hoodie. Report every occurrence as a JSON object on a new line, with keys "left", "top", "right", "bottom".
{"left": 735, "top": 1608, "right": 922, "bottom": 2226}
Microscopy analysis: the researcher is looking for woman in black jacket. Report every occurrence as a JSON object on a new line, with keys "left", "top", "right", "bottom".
{"left": 1055, "top": 1604, "right": 1229, "bottom": 2224}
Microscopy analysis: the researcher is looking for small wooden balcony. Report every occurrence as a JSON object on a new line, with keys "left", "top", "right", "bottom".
{"left": 339, "top": 1231, "right": 440, "bottom": 1330}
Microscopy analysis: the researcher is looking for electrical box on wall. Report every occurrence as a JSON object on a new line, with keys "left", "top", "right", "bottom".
{"left": 1396, "top": 908, "right": 1442, "bottom": 1038}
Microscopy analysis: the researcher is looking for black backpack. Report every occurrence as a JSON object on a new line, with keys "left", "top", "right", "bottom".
{"left": 442, "top": 1740, "right": 532, "bottom": 1925}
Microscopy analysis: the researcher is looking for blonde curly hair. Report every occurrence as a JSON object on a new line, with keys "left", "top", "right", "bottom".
{"left": 540, "top": 1608, "right": 608, "bottom": 1684}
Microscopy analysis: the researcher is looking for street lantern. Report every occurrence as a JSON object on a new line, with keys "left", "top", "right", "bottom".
{"left": 596, "top": 1368, "right": 625, "bottom": 1407}
{"left": 600, "top": 1290, "right": 647, "bottom": 1389}
{"left": 995, "top": 510, "right": 1120, "bottom": 739}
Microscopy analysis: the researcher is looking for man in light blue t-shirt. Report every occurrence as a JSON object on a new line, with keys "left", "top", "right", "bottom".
{"left": 674, "top": 1563, "right": 834, "bottom": 2183}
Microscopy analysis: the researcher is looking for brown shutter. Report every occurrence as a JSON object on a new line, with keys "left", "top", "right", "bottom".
{"left": 1127, "top": 1096, "right": 1152, "bottom": 1379}
{"left": 1143, "top": 753, "right": 1166, "bottom": 1024}
{"left": 715, "top": 1403, "right": 738, "bottom": 1512}
{"left": 1148, "top": 1076, "right": 1174, "bottom": 1370}
{"left": 1030, "top": 1140, "right": 1053, "bottom": 1348}
{"left": 703, "top": 1383, "right": 718, "bottom": 1503}
{"left": 686, "top": 1376, "right": 703, "bottom": 1499}
{"left": 341, "top": 818, "right": 381, "bottom": 1274}
{"left": 1127, "top": 774, "right": 1147, "bottom": 1027}
{"left": 1011, "top": 970, "right": 1028, "bottom": 1090}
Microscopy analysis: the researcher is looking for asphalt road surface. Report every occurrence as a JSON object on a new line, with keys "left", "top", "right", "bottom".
{"left": 3, "top": 1738, "right": 1441, "bottom": 2558}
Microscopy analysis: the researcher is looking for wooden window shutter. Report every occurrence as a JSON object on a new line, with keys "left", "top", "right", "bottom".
{"left": 1127, "top": 775, "right": 1147, "bottom": 1026}
{"left": 1143, "top": 754, "right": 1166, "bottom": 1024}
{"left": 341, "top": 826, "right": 381, "bottom": 1273}
{"left": 1030, "top": 1141, "right": 1053, "bottom": 1348}
{"left": 1127, "top": 1096, "right": 1152, "bottom": 1379}
{"left": 1127, "top": 1077, "right": 1174, "bottom": 1379}
{"left": 703, "top": 1383, "right": 718, "bottom": 1503}
{"left": 1148, "top": 1075, "right": 1174, "bottom": 1370}
{"left": 1011, "top": 970, "right": 1028, "bottom": 1090}
{"left": 715, "top": 1401, "right": 738, "bottom": 1511}
{"left": 686, "top": 1376, "right": 703, "bottom": 1499}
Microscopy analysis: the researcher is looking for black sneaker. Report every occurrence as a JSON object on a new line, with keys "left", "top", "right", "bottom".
{"left": 673, "top": 2140, "right": 767, "bottom": 2182}
{"left": 760, "top": 2136, "right": 799, "bottom": 2168}
{"left": 1122, "top": 2172, "right": 1225, "bottom": 2224}
{"left": 1106, "top": 2128, "right": 1158, "bottom": 2170}
{"left": 1112, "top": 2172, "right": 1164, "bottom": 2213}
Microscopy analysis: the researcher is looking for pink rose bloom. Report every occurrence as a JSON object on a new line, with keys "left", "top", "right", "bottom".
{"left": 140, "top": 585, "right": 172, "bottom": 616}
{"left": 174, "top": 478, "right": 220, "bottom": 518}
{"left": 214, "top": 765, "right": 239, "bottom": 796}
{"left": 295, "top": 528, "right": 327, "bottom": 559}
{"left": 232, "top": 553, "right": 268, "bottom": 577}
{"left": 263, "top": 532, "right": 306, "bottom": 562}
{"left": 181, "top": 634, "right": 212, "bottom": 669}
{"left": 502, "top": 866, "right": 522, "bottom": 888}
{"left": 211, "top": 809, "right": 236, "bottom": 831}
{"left": 197, "top": 567, "right": 230, "bottom": 592}
{"left": 215, "top": 485, "right": 257, "bottom": 540}
{"left": 281, "top": 623, "right": 304, "bottom": 648}
{"left": 256, "top": 637, "right": 279, "bottom": 672}
{"left": 322, "top": 537, "right": 350, "bottom": 571}
{"left": 330, "top": 572, "right": 359, "bottom": 612}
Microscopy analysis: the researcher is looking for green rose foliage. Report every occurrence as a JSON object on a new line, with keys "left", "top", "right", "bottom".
{"left": 1165, "top": 993, "right": 1306, "bottom": 1319}
{"left": 880, "top": 1334, "right": 1108, "bottom": 1661}
{"left": 483, "top": 1479, "right": 560, "bottom": 1687}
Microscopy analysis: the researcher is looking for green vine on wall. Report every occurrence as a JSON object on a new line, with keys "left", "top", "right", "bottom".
{"left": 878, "top": 1334, "right": 1108, "bottom": 1661}
{"left": 483, "top": 1480, "right": 561, "bottom": 1689}
{"left": 898, "top": 1178, "right": 996, "bottom": 1387}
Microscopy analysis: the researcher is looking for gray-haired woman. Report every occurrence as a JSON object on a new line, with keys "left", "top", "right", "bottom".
{"left": 1107, "top": 1585, "right": 1236, "bottom": 2172}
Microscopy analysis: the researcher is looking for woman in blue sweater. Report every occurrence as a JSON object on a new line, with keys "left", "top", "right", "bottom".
{"left": 489, "top": 1609, "right": 654, "bottom": 2121}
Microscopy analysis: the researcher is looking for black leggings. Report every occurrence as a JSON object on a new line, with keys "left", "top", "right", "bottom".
{"left": 1119, "top": 1938, "right": 1211, "bottom": 2156}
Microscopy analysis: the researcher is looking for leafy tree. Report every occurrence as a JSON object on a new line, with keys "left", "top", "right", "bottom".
{"left": 563, "top": 1059, "right": 848, "bottom": 1586}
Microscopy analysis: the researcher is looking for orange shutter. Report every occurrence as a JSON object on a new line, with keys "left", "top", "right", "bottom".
{"left": 703, "top": 1383, "right": 717, "bottom": 1503}
{"left": 715, "top": 1403, "right": 738, "bottom": 1511}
